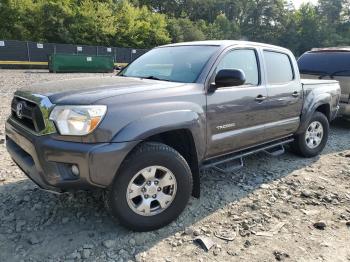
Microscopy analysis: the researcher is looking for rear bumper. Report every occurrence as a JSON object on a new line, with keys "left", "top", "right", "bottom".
{"left": 5, "top": 118, "right": 138, "bottom": 192}
{"left": 339, "top": 102, "right": 350, "bottom": 117}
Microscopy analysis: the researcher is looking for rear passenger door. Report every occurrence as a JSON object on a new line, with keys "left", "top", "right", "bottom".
{"left": 262, "top": 50, "right": 303, "bottom": 140}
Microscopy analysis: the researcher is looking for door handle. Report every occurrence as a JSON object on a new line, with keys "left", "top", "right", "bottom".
{"left": 292, "top": 91, "right": 299, "bottom": 97}
{"left": 255, "top": 95, "right": 267, "bottom": 102}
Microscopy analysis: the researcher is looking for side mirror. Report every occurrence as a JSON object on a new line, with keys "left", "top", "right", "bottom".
{"left": 214, "top": 69, "right": 246, "bottom": 88}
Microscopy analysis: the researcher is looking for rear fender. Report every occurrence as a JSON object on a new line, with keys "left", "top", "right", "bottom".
{"left": 297, "top": 92, "right": 331, "bottom": 134}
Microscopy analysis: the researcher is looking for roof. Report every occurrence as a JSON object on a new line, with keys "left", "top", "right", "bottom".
{"left": 310, "top": 47, "right": 350, "bottom": 52}
{"left": 160, "top": 40, "right": 290, "bottom": 52}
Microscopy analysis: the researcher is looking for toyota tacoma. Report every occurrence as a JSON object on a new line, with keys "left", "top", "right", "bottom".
{"left": 6, "top": 41, "right": 341, "bottom": 231}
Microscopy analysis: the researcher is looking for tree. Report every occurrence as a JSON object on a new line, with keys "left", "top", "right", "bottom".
{"left": 167, "top": 18, "right": 205, "bottom": 42}
{"left": 0, "top": 0, "right": 349, "bottom": 55}
{"left": 37, "top": 0, "right": 77, "bottom": 44}
{"left": 318, "top": 0, "right": 344, "bottom": 23}
{"left": 113, "top": 1, "right": 170, "bottom": 48}
{"left": 0, "top": 0, "right": 39, "bottom": 41}
{"left": 295, "top": 4, "right": 323, "bottom": 54}
{"left": 317, "top": 0, "right": 349, "bottom": 47}
{"left": 70, "top": 0, "right": 117, "bottom": 45}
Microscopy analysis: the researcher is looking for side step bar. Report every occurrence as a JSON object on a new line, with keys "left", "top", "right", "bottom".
{"left": 211, "top": 158, "right": 244, "bottom": 174}
{"left": 264, "top": 144, "right": 285, "bottom": 156}
{"left": 201, "top": 137, "right": 294, "bottom": 173}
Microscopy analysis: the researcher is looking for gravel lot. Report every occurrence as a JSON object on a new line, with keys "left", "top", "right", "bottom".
{"left": 0, "top": 70, "right": 349, "bottom": 262}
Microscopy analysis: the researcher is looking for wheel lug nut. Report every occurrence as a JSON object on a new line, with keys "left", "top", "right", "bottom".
{"left": 152, "top": 194, "right": 157, "bottom": 199}
{"left": 144, "top": 194, "right": 149, "bottom": 199}
{"left": 141, "top": 187, "right": 146, "bottom": 192}
{"left": 154, "top": 181, "right": 159, "bottom": 185}
{"left": 157, "top": 187, "right": 161, "bottom": 191}
{"left": 147, "top": 181, "right": 152, "bottom": 186}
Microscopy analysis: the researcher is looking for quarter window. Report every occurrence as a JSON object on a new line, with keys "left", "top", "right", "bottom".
{"left": 264, "top": 51, "right": 294, "bottom": 84}
{"left": 216, "top": 49, "right": 259, "bottom": 86}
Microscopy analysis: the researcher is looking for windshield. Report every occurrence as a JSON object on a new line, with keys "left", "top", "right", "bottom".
{"left": 120, "top": 45, "right": 219, "bottom": 83}
{"left": 298, "top": 52, "right": 350, "bottom": 77}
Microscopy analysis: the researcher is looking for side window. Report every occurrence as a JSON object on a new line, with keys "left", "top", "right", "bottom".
{"left": 264, "top": 51, "right": 294, "bottom": 84}
{"left": 216, "top": 49, "right": 259, "bottom": 86}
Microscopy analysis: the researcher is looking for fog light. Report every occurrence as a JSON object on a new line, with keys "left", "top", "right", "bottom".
{"left": 71, "top": 165, "right": 80, "bottom": 176}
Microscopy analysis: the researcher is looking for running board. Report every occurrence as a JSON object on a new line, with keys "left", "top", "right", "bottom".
{"left": 211, "top": 158, "right": 244, "bottom": 174}
{"left": 264, "top": 144, "right": 285, "bottom": 156}
{"left": 201, "top": 137, "right": 294, "bottom": 173}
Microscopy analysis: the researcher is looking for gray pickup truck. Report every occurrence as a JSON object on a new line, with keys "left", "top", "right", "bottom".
{"left": 6, "top": 41, "right": 341, "bottom": 231}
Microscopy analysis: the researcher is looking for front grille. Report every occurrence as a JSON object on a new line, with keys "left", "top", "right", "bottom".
{"left": 11, "top": 97, "right": 46, "bottom": 132}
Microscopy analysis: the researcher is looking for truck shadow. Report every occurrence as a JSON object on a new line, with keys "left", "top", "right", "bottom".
{"left": 0, "top": 119, "right": 349, "bottom": 261}
{"left": 331, "top": 117, "right": 350, "bottom": 129}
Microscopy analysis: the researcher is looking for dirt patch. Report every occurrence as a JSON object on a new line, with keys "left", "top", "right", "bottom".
{"left": 0, "top": 70, "right": 349, "bottom": 262}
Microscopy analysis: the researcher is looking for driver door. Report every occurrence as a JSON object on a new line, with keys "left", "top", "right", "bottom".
{"left": 206, "top": 48, "right": 269, "bottom": 158}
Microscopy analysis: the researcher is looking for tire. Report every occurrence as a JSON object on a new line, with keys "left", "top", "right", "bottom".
{"left": 291, "top": 111, "right": 329, "bottom": 158}
{"left": 105, "top": 142, "right": 193, "bottom": 231}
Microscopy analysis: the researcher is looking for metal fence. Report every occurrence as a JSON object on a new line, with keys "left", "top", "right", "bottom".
{"left": 0, "top": 40, "right": 149, "bottom": 65}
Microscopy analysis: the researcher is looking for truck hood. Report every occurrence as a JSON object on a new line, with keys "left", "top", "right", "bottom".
{"left": 19, "top": 76, "right": 186, "bottom": 104}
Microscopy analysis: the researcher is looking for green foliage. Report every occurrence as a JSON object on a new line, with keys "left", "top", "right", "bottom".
{"left": 38, "top": 0, "right": 77, "bottom": 43}
{"left": 167, "top": 18, "right": 205, "bottom": 42}
{"left": 0, "top": 0, "right": 39, "bottom": 41}
{"left": 295, "top": 4, "right": 323, "bottom": 53}
{"left": 113, "top": 1, "right": 170, "bottom": 48}
{"left": 69, "top": 0, "right": 117, "bottom": 45}
{"left": 0, "top": 0, "right": 349, "bottom": 55}
{"left": 0, "top": 0, "right": 170, "bottom": 48}
{"left": 133, "top": 0, "right": 350, "bottom": 55}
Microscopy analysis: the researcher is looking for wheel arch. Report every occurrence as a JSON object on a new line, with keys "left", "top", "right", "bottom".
{"left": 143, "top": 129, "right": 201, "bottom": 198}
{"left": 297, "top": 98, "right": 332, "bottom": 135}
{"left": 114, "top": 128, "right": 201, "bottom": 198}
{"left": 315, "top": 103, "right": 331, "bottom": 120}
{"left": 109, "top": 110, "right": 205, "bottom": 198}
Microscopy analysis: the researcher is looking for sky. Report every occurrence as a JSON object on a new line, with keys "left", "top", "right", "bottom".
{"left": 292, "top": 0, "right": 319, "bottom": 9}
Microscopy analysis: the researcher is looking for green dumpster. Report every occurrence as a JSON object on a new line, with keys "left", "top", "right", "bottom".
{"left": 49, "top": 54, "right": 114, "bottom": 73}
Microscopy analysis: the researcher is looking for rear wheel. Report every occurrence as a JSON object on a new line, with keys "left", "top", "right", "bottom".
{"left": 291, "top": 111, "right": 329, "bottom": 158}
{"left": 105, "top": 142, "right": 192, "bottom": 231}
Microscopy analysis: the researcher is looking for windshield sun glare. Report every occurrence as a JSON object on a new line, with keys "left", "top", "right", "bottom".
{"left": 121, "top": 46, "right": 219, "bottom": 83}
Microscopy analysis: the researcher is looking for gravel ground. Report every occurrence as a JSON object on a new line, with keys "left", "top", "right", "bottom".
{"left": 0, "top": 70, "right": 349, "bottom": 262}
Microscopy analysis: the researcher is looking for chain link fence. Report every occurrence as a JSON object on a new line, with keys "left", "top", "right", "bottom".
{"left": 0, "top": 40, "right": 149, "bottom": 67}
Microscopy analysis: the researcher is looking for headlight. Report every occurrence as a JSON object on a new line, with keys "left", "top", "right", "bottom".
{"left": 49, "top": 105, "right": 107, "bottom": 136}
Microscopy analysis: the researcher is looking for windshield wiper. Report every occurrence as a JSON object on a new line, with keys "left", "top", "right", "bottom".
{"left": 300, "top": 69, "right": 331, "bottom": 79}
{"left": 330, "top": 70, "right": 350, "bottom": 77}
{"left": 319, "top": 70, "right": 350, "bottom": 79}
{"left": 300, "top": 69, "right": 328, "bottom": 75}
{"left": 141, "top": 76, "right": 170, "bottom": 81}
{"left": 301, "top": 69, "right": 350, "bottom": 79}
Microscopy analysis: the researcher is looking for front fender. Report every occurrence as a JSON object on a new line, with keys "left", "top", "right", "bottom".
{"left": 112, "top": 110, "right": 206, "bottom": 160}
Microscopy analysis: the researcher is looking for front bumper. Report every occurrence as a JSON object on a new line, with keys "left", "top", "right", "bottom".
{"left": 5, "top": 118, "right": 138, "bottom": 192}
{"left": 339, "top": 102, "right": 350, "bottom": 117}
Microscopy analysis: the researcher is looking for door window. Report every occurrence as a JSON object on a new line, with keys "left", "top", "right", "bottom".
{"left": 264, "top": 51, "right": 294, "bottom": 84}
{"left": 216, "top": 49, "right": 259, "bottom": 85}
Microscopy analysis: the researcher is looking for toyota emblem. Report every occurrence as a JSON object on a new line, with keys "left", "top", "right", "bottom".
{"left": 16, "top": 102, "right": 24, "bottom": 119}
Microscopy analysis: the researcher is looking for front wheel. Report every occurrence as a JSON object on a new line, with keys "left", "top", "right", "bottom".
{"left": 105, "top": 142, "right": 193, "bottom": 231}
{"left": 291, "top": 111, "right": 329, "bottom": 158}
